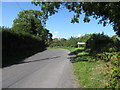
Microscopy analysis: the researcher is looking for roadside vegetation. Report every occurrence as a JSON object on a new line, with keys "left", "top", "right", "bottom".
{"left": 49, "top": 33, "right": 120, "bottom": 88}
{"left": 73, "top": 48, "right": 107, "bottom": 88}
{"left": 1, "top": 10, "right": 52, "bottom": 67}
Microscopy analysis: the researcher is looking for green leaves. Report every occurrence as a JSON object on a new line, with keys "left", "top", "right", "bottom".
{"left": 104, "top": 53, "right": 120, "bottom": 88}
{"left": 12, "top": 10, "right": 44, "bottom": 35}
{"left": 71, "top": 15, "right": 79, "bottom": 23}
{"left": 86, "top": 33, "right": 114, "bottom": 54}
{"left": 83, "top": 16, "right": 90, "bottom": 23}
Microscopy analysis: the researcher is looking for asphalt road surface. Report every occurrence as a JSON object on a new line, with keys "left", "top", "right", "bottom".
{"left": 2, "top": 49, "right": 78, "bottom": 88}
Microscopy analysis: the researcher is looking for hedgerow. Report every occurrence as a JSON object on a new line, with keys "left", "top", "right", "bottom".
{"left": 2, "top": 29, "right": 46, "bottom": 66}
{"left": 96, "top": 52, "right": 120, "bottom": 88}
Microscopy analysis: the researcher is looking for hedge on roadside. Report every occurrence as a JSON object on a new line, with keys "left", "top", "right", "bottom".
{"left": 2, "top": 30, "right": 46, "bottom": 66}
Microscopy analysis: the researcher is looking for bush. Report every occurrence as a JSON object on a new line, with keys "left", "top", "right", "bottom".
{"left": 94, "top": 51, "right": 120, "bottom": 88}
{"left": 111, "top": 36, "right": 120, "bottom": 52}
{"left": 104, "top": 52, "right": 120, "bottom": 88}
{"left": 86, "top": 33, "right": 113, "bottom": 54}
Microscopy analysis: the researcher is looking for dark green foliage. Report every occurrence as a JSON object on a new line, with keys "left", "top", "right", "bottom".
{"left": 12, "top": 10, "right": 45, "bottom": 36}
{"left": 86, "top": 33, "right": 113, "bottom": 54}
{"left": 111, "top": 35, "right": 120, "bottom": 52}
{"left": 3, "top": 30, "right": 45, "bottom": 50}
{"left": 2, "top": 29, "right": 46, "bottom": 67}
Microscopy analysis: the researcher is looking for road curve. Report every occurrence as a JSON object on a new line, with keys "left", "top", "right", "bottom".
{"left": 2, "top": 49, "right": 77, "bottom": 88}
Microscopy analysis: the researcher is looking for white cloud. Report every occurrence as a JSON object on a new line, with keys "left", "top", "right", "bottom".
{"left": 52, "top": 31, "right": 59, "bottom": 38}
{"left": 76, "top": 34, "right": 82, "bottom": 38}
{"left": 76, "top": 34, "right": 85, "bottom": 38}
{"left": 53, "top": 34, "right": 57, "bottom": 38}
{"left": 51, "top": 31, "right": 69, "bottom": 39}
{"left": 54, "top": 31, "right": 58, "bottom": 34}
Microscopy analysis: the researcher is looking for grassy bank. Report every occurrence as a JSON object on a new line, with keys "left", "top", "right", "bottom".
{"left": 73, "top": 49, "right": 106, "bottom": 88}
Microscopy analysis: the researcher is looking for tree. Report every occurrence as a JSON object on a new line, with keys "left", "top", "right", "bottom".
{"left": 39, "top": 28, "right": 53, "bottom": 44}
{"left": 78, "top": 34, "right": 92, "bottom": 42}
{"left": 12, "top": 9, "right": 47, "bottom": 36}
{"left": 32, "top": 2, "right": 120, "bottom": 36}
{"left": 12, "top": 10, "right": 52, "bottom": 45}
{"left": 0, "top": 26, "right": 11, "bottom": 31}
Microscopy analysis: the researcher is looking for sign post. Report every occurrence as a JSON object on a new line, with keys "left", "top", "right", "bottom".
{"left": 77, "top": 42, "right": 85, "bottom": 48}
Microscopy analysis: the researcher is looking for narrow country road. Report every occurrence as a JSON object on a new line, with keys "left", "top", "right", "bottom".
{"left": 2, "top": 49, "right": 77, "bottom": 88}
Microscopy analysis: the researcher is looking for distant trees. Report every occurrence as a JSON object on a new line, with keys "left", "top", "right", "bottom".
{"left": 49, "top": 34, "right": 92, "bottom": 47}
{"left": 67, "top": 37, "right": 78, "bottom": 47}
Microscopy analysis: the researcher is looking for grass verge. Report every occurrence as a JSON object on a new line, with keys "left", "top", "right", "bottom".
{"left": 73, "top": 60, "right": 106, "bottom": 88}
{"left": 73, "top": 49, "right": 106, "bottom": 88}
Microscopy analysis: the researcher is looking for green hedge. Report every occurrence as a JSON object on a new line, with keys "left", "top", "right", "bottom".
{"left": 2, "top": 30, "right": 46, "bottom": 67}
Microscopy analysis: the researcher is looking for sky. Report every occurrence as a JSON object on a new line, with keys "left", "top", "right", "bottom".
{"left": 1, "top": 2, "right": 116, "bottom": 39}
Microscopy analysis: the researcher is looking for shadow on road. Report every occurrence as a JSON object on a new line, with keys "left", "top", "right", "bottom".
{"left": 3, "top": 56, "right": 61, "bottom": 68}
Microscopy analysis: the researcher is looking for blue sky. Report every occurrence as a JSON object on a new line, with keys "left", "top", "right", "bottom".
{"left": 1, "top": 2, "right": 116, "bottom": 39}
